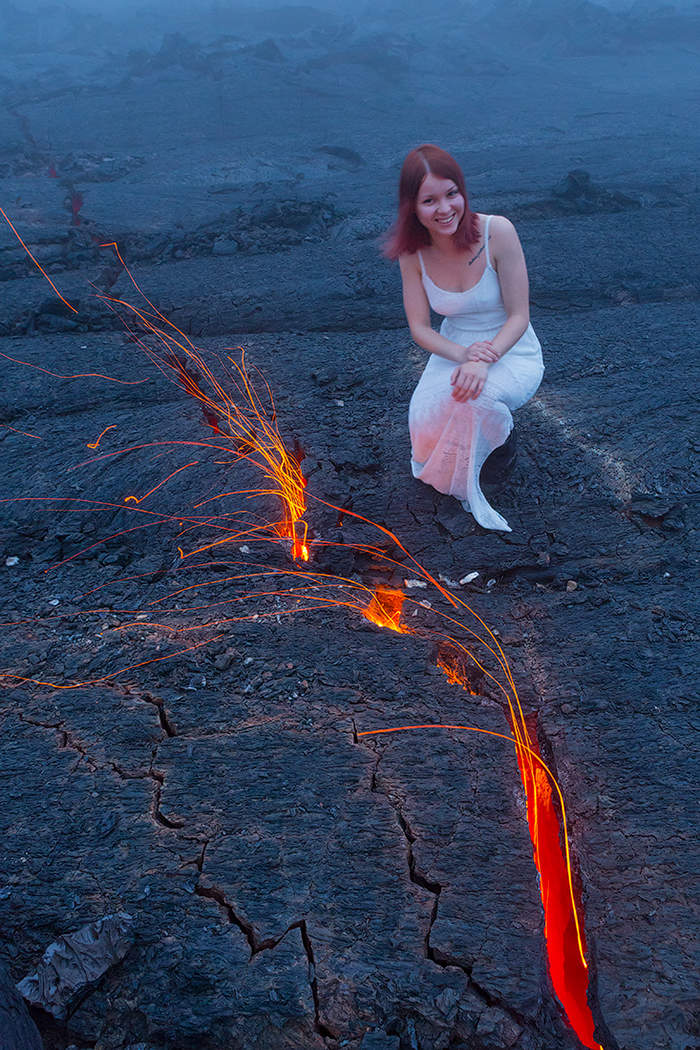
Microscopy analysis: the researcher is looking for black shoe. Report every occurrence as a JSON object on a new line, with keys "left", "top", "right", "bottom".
{"left": 480, "top": 429, "right": 517, "bottom": 486}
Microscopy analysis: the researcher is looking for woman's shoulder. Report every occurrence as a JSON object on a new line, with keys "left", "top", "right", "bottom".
{"left": 398, "top": 250, "right": 423, "bottom": 276}
{"left": 481, "top": 212, "right": 514, "bottom": 228}
{"left": 484, "top": 213, "right": 517, "bottom": 238}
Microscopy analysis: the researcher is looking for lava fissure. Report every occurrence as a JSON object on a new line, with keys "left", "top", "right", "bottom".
{"left": 193, "top": 881, "right": 263, "bottom": 955}
{"left": 58, "top": 728, "right": 98, "bottom": 771}
{"left": 527, "top": 720, "right": 608, "bottom": 1050}
{"left": 296, "top": 918, "right": 337, "bottom": 1042}
{"left": 366, "top": 742, "right": 534, "bottom": 1032}
{"left": 193, "top": 875, "right": 333, "bottom": 1040}
{"left": 135, "top": 690, "right": 177, "bottom": 737}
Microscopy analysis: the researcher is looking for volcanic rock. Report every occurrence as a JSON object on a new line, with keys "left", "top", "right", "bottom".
{"left": 17, "top": 914, "right": 135, "bottom": 1020}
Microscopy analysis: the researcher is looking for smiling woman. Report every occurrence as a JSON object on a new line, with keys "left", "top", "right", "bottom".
{"left": 382, "top": 144, "right": 544, "bottom": 532}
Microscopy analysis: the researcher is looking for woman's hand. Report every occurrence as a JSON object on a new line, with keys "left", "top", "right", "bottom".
{"left": 464, "top": 340, "right": 499, "bottom": 363}
{"left": 451, "top": 360, "right": 489, "bottom": 401}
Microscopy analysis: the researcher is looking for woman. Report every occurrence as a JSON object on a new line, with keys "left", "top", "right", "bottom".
{"left": 383, "top": 144, "right": 544, "bottom": 532}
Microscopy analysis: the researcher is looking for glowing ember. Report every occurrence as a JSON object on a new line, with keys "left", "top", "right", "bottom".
{"left": 1, "top": 208, "right": 78, "bottom": 314}
{"left": 362, "top": 586, "right": 406, "bottom": 632}
{"left": 436, "top": 647, "right": 478, "bottom": 694}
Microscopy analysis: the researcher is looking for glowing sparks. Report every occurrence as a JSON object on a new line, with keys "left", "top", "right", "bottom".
{"left": 124, "top": 461, "right": 199, "bottom": 504}
{"left": 93, "top": 242, "right": 310, "bottom": 561}
{"left": 87, "top": 425, "right": 117, "bottom": 449}
{"left": 0, "top": 207, "right": 78, "bottom": 313}
{"left": 1, "top": 423, "right": 42, "bottom": 440}
{"left": 0, "top": 348, "right": 147, "bottom": 386}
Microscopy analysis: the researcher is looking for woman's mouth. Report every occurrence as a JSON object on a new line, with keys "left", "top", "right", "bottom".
{"left": 436, "top": 214, "right": 457, "bottom": 226}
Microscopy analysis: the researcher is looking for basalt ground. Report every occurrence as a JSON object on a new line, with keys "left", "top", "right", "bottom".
{"left": 0, "top": 6, "right": 698, "bottom": 1050}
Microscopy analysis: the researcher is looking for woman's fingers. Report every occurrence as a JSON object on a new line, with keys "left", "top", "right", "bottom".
{"left": 453, "top": 374, "right": 476, "bottom": 401}
{"left": 452, "top": 362, "right": 487, "bottom": 401}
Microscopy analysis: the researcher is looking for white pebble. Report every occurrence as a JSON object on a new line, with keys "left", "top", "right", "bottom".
{"left": 459, "top": 571, "right": 479, "bottom": 585}
{"left": 5, "top": 556, "right": 19, "bottom": 567}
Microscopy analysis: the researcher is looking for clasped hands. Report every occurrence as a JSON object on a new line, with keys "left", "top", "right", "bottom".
{"left": 450, "top": 340, "right": 498, "bottom": 402}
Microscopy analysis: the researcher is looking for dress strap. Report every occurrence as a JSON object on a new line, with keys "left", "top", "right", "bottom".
{"left": 483, "top": 215, "right": 492, "bottom": 268}
{"left": 416, "top": 249, "right": 427, "bottom": 276}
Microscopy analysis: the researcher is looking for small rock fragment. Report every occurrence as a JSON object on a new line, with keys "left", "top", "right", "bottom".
{"left": 459, "top": 571, "right": 479, "bottom": 584}
{"left": 5, "top": 556, "right": 19, "bottom": 566}
{"left": 404, "top": 579, "right": 427, "bottom": 589}
{"left": 17, "top": 912, "right": 134, "bottom": 1019}
{"left": 566, "top": 580, "right": 578, "bottom": 592}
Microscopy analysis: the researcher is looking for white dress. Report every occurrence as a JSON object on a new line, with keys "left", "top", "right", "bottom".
{"left": 409, "top": 215, "right": 544, "bottom": 532}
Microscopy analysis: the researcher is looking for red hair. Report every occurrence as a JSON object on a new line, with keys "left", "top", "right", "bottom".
{"left": 381, "top": 143, "right": 480, "bottom": 259}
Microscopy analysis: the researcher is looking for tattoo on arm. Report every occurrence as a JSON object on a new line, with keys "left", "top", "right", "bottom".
{"left": 468, "top": 239, "right": 487, "bottom": 267}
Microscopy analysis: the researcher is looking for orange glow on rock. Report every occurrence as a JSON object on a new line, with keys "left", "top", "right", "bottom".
{"left": 437, "top": 647, "right": 478, "bottom": 694}
{"left": 362, "top": 586, "right": 406, "bottom": 632}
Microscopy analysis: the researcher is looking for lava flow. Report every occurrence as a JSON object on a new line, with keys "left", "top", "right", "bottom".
{"left": 519, "top": 738, "right": 602, "bottom": 1049}
{"left": 362, "top": 586, "right": 407, "bottom": 632}
{"left": 0, "top": 219, "right": 603, "bottom": 1047}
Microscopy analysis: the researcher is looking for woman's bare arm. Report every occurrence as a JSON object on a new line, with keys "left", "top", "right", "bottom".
{"left": 487, "top": 217, "right": 531, "bottom": 358}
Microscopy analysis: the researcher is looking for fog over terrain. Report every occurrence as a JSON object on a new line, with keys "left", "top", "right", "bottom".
{"left": 0, "top": 2, "right": 698, "bottom": 1050}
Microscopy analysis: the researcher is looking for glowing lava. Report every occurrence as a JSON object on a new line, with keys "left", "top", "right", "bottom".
{"left": 362, "top": 586, "right": 406, "bottom": 632}
{"left": 518, "top": 739, "right": 602, "bottom": 1049}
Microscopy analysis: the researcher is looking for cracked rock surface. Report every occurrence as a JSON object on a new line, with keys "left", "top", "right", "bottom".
{"left": 1, "top": 4, "right": 698, "bottom": 1050}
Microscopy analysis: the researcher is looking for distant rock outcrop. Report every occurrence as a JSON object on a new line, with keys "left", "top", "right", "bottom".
{"left": 517, "top": 169, "right": 642, "bottom": 217}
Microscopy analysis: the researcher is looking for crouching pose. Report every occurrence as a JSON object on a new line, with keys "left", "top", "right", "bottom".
{"left": 383, "top": 143, "right": 544, "bottom": 532}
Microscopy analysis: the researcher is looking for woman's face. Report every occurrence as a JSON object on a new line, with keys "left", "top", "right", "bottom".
{"left": 415, "top": 172, "right": 465, "bottom": 240}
